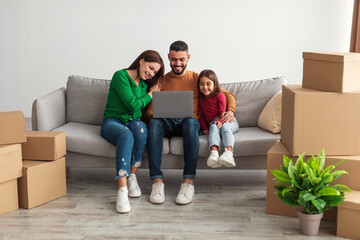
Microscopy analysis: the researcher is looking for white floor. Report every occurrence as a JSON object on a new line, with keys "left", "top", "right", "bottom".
{"left": 0, "top": 168, "right": 348, "bottom": 240}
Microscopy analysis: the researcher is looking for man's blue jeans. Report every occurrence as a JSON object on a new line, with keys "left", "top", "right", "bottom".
{"left": 147, "top": 118, "right": 200, "bottom": 180}
{"left": 101, "top": 117, "right": 147, "bottom": 179}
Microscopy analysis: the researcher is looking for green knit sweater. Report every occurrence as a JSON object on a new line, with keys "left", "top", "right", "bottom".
{"left": 103, "top": 69, "right": 152, "bottom": 123}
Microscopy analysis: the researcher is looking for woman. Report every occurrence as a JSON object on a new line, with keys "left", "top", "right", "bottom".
{"left": 101, "top": 50, "right": 164, "bottom": 213}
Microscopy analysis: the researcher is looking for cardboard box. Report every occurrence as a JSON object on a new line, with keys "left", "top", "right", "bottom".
{"left": 18, "top": 157, "right": 67, "bottom": 209}
{"left": 337, "top": 191, "right": 360, "bottom": 239}
{"left": 0, "top": 111, "right": 26, "bottom": 145}
{"left": 266, "top": 141, "right": 360, "bottom": 221}
{"left": 21, "top": 131, "right": 66, "bottom": 160}
{"left": 0, "top": 144, "right": 23, "bottom": 183}
{"left": 281, "top": 85, "right": 360, "bottom": 156}
{"left": 303, "top": 51, "right": 360, "bottom": 93}
{"left": 0, "top": 179, "right": 19, "bottom": 214}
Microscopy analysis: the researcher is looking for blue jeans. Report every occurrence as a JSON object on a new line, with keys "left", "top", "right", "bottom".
{"left": 147, "top": 118, "right": 200, "bottom": 180}
{"left": 101, "top": 117, "right": 148, "bottom": 179}
{"left": 209, "top": 117, "right": 239, "bottom": 150}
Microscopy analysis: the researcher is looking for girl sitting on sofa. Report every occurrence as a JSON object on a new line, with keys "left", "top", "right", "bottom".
{"left": 198, "top": 69, "right": 239, "bottom": 168}
{"left": 101, "top": 50, "right": 164, "bottom": 213}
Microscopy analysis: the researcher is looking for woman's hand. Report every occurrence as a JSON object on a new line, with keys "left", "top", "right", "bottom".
{"left": 148, "top": 83, "right": 161, "bottom": 98}
{"left": 201, "top": 130, "right": 209, "bottom": 135}
{"left": 214, "top": 120, "right": 223, "bottom": 129}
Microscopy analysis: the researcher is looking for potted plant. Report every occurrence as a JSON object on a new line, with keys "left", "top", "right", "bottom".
{"left": 271, "top": 149, "right": 351, "bottom": 236}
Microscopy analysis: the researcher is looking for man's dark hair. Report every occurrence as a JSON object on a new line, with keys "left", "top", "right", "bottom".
{"left": 169, "top": 40, "right": 188, "bottom": 52}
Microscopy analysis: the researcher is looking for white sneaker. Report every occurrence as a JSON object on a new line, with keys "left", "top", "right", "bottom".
{"left": 127, "top": 174, "right": 141, "bottom": 197}
{"left": 207, "top": 150, "right": 221, "bottom": 168}
{"left": 116, "top": 187, "right": 131, "bottom": 213}
{"left": 176, "top": 183, "right": 195, "bottom": 205}
{"left": 218, "top": 149, "right": 236, "bottom": 167}
{"left": 150, "top": 182, "right": 165, "bottom": 204}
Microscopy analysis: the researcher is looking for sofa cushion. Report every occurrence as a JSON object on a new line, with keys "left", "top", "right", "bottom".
{"left": 67, "top": 75, "right": 110, "bottom": 125}
{"left": 220, "top": 76, "right": 287, "bottom": 127}
{"left": 170, "top": 127, "right": 279, "bottom": 157}
{"left": 257, "top": 91, "right": 282, "bottom": 133}
{"left": 53, "top": 122, "right": 170, "bottom": 158}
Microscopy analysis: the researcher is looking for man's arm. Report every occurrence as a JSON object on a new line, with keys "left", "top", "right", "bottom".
{"left": 220, "top": 87, "right": 236, "bottom": 123}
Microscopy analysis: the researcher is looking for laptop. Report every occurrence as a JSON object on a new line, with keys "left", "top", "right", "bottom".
{"left": 152, "top": 91, "right": 193, "bottom": 118}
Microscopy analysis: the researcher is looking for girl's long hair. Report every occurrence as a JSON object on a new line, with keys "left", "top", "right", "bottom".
{"left": 198, "top": 69, "right": 221, "bottom": 98}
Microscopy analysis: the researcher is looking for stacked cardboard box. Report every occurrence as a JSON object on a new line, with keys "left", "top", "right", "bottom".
{"left": 0, "top": 111, "right": 67, "bottom": 214}
{"left": 0, "top": 111, "right": 26, "bottom": 214}
{"left": 18, "top": 131, "right": 67, "bottom": 209}
{"left": 266, "top": 52, "right": 360, "bottom": 233}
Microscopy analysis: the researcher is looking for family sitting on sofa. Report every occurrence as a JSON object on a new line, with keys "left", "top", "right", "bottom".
{"left": 101, "top": 40, "right": 240, "bottom": 213}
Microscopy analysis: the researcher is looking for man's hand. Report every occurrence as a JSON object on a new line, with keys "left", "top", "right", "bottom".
{"left": 201, "top": 130, "right": 209, "bottom": 135}
{"left": 221, "top": 111, "right": 235, "bottom": 123}
{"left": 214, "top": 120, "right": 223, "bottom": 129}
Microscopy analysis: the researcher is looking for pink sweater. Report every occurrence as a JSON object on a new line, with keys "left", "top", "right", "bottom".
{"left": 199, "top": 93, "right": 226, "bottom": 131}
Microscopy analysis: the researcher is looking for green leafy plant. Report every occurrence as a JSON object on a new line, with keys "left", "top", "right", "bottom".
{"left": 271, "top": 149, "right": 351, "bottom": 214}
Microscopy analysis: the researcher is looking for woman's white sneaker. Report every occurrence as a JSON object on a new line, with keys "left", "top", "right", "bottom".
{"left": 218, "top": 149, "right": 236, "bottom": 167}
{"left": 207, "top": 150, "right": 221, "bottom": 168}
{"left": 116, "top": 187, "right": 131, "bottom": 213}
{"left": 127, "top": 174, "right": 141, "bottom": 197}
{"left": 150, "top": 182, "right": 165, "bottom": 204}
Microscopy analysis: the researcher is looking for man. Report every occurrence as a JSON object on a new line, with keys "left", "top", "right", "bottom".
{"left": 144, "top": 40, "right": 236, "bottom": 205}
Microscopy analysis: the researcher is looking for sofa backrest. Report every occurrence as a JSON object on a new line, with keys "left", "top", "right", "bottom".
{"left": 66, "top": 75, "right": 287, "bottom": 126}
{"left": 67, "top": 75, "right": 110, "bottom": 125}
{"left": 220, "top": 76, "right": 287, "bottom": 127}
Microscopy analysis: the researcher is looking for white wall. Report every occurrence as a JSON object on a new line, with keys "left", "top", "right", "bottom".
{"left": 0, "top": 0, "right": 354, "bottom": 117}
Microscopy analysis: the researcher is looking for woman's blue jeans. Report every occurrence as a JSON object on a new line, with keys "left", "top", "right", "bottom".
{"left": 101, "top": 117, "right": 147, "bottom": 179}
{"left": 147, "top": 118, "right": 200, "bottom": 180}
{"left": 209, "top": 117, "right": 239, "bottom": 150}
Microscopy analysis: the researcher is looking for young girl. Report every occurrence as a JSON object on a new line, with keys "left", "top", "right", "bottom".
{"left": 198, "top": 69, "right": 239, "bottom": 168}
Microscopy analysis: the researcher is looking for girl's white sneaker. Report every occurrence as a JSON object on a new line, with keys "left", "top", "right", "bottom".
{"left": 218, "top": 149, "right": 236, "bottom": 167}
{"left": 207, "top": 150, "right": 221, "bottom": 168}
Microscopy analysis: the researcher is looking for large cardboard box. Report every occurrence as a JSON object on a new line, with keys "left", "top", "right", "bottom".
{"left": 18, "top": 157, "right": 67, "bottom": 209}
{"left": 281, "top": 85, "right": 360, "bottom": 156}
{"left": 337, "top": 191, "right": 360, "bottom": 240}
{"left": 21, "top": 131, "right": 66, "bottom": 160}
{"left": 0, "top": 179, "right": 19, "bottom": 214}
{"left": 266, "top": 141, "right": 360, "bottom": 221}
{"left": 303, "top": 51, "right": 360, "bottom": 93}
{"left": 0, "top": 111, "right": 26, "bottom": 145}
{"left": 0, "top": 144, "right": 23, "bottom": 183}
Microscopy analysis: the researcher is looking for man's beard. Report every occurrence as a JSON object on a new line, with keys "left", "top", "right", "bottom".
{"left": 171, "top": 64, "right": 187, "bottom": 75}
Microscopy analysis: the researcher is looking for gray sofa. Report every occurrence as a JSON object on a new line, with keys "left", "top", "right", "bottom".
{"left": 32, "top": 75, "right": 287, "bottom": 170}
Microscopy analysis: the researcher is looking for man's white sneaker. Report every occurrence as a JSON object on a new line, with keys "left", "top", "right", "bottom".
{"left": 175, "top": 183, "right": 194, "bottom": 205}
{"left": 127, "top": 174, "right": 141, "bottom": 197}
{"left": 150, "top": 182, "right": 165, "bottom": 204}
{"left": 116, "top": 187, "right": 131, "bottom": 213}
{"left": 218, "top": 149, "right": 236, "bottom": 167}
{"left": 207, "top": 150, "right": 221, "bottom": 168}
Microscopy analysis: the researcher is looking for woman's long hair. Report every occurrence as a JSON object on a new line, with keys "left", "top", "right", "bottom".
{"left": 198, "top": 69, "right": 221, "bottom": 98}
{"left": 127, "top": 50, "right": 164, "bottom": 89}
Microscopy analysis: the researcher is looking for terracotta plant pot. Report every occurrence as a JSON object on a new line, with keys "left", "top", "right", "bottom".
{"left": 296, "top": 207, "right": 324, "bottom": 236}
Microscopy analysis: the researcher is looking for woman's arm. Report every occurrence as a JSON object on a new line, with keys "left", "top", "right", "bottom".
{"left": 111, "top": 72, "right": 152, "bottom": 113}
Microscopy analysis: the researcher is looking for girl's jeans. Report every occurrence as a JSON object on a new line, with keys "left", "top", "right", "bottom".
{"left": 209, "top": 117, "right": 239, "bottom": 150}
{"left": 101, "top": 117, "right": 147, "bottom": 179}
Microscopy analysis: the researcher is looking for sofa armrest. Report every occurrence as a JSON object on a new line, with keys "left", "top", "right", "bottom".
{"left": 32, "top": 87, "right": 66, "bottom": 131}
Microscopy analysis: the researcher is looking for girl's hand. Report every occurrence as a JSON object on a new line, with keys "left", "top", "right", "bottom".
{"left": 214, "top": 120, "right": 222, "bottom": 129}
{"left": 201, "top": 130, "right": 209, "bottom": 135}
